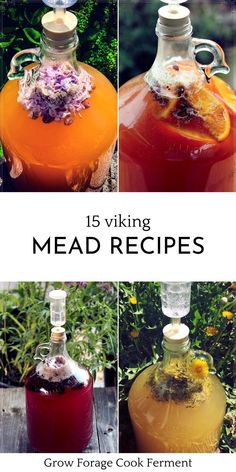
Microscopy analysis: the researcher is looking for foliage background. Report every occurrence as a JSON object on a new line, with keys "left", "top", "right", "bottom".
{"left": 119, "top": 282, "right": 236, "bottom": 453}
{"left": 0, "top": 0, "right": 117, "bottom": 89}
{"left": 120, "top": 0, "right": 236, "bottom": 87}
{"left": 0, "top": 281, "right": 117, "bottom": 385}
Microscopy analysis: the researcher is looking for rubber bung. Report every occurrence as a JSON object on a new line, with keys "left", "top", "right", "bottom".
{"left": 42, "top": 10, "right": 78, "bottom": 40}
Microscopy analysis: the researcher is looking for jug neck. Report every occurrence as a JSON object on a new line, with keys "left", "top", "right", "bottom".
{"left": 155, "top": 3, "right": 193, "bottom": 64}
{"left": 162, "top": 339, "right": 190, "bottom": 367}
{"left": 156, "top": 34, "right": 194, "bottom": 66}
{"left": 49, "top": 327, "right": 68, "bottom": 357}
{"left": 161, "top": 322, "right": 191, "bottom": 369}
{"left": 35, "top": 327, "right": 70, "bottom": 362}
{"left": 145, "top": 4, "right": 229, "bottom": 97}
{"left": 40, "top": 31, "right": 79, "bottom": 68}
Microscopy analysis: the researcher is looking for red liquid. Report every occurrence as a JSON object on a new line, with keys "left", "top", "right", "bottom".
{"left": 119, "top": 74, "right": 236, "bottom": 192}
{"left": 25, "top": 363, "right": 93, "bottom": 452}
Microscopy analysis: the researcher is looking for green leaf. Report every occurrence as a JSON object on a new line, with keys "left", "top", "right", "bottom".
{"left": 31, "top": 8, "right": 46, "bottom": 26}
{"left": 24, "top": 7, "right": 46, "bottom": 26}
{"left": 0, "top": 36, "right": 16, "bottom": 49}
{"left": 23, "top": 28, "right": 41, "bottom": 45}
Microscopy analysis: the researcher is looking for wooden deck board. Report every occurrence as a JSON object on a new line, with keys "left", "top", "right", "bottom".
{"left": 94, "top": 386, "right": 117, "bottom": 453}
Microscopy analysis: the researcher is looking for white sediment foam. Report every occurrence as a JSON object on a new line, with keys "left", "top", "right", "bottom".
{"left": 148, "top": 59, "right": 205, "bottom": 98}
{"left": 36, "top": 356, "right": 77, "bottom": 382}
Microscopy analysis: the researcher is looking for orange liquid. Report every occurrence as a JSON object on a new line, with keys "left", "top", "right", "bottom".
{"left": 0, "top": 63, "right": 117, "bottom": 191}
{"left": 128, "top": 365, "right": 226, "bottom": 453}
{"left": 119, "top": 74, "right": 236, "bottom": 192}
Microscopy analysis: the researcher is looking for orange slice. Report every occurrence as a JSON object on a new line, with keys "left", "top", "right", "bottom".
{"left": 187, "top": 87, "right": 230, "bottom": 142}
{"left": 164, "top": 123, "right": 215, "bottom": 143}
{"left": 210, "top": 76, "right": 236, "bottom": 114}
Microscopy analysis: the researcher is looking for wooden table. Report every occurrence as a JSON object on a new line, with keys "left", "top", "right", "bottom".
{"left": 0, "top": 387, "right": 117, "bottom": 453}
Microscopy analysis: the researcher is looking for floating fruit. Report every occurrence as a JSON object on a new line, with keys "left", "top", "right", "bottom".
{"left": 187, "top": 87, "right": 230, "bottom": 142}
{"left": 211, "top": 76, "right": 236, "bottom": 114}
{"left": 163, "top": 122, "right": 215, "bottom": 143}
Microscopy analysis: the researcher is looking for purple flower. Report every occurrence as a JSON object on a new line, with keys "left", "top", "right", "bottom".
{"left": 18, "top": 61, "right": 93, "bottom": 124}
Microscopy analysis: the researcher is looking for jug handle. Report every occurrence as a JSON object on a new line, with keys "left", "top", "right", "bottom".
{"left": 8, "top": 48, "right": 41, "bottom": 80}
{"left": 34, "top": 342, "right": 50, "bottom": 362}
{"left": 193, "top": 38, "right": 230, "bottom": 80}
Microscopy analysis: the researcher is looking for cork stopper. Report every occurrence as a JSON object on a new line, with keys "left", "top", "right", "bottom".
{"left": 157, "top": 1, "right": 192, "bottom": 37}
{"left": 163, "top": 323, "right": 189, "bottom": 343}
{"left": 51, "top": 326, "right": 66, "bottom": 342}
{"left": 42, "top": 10, "right": 78, "bottom": 41}
{"left": 163, "top": 323, "right": 190, "bottom": 352}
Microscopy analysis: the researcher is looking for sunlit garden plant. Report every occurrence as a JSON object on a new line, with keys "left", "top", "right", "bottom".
{"left": 119, "top": 282, "right": 236, "bottom": 453}
{"left": 0, "top": 282, "right": 117, "bottom": 385}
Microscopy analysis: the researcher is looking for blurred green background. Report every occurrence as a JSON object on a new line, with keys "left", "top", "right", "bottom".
{"left": 0, "top": 0, "right": 117, "bottom": 89}
{"left": 120, "top": 0, "right": 236, "bottom": 88}
{"left": 0, "top": 282, "right": 117, "bottom": 386}
{"left": 119, "top": 282, "right": 236, "bottom": 453}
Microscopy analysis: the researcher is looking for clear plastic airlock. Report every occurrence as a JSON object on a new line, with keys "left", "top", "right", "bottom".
{"left": 160, "top": 282, "right": 192, "bottom": 348}
{"left": 49, "top": 289, "right": 67, "bottom": 327}
{"left": 160, "top": 282, "right": 191, "bottom": 320}
{"left": 42, "top": 0, "right": 78, "bottom": 8}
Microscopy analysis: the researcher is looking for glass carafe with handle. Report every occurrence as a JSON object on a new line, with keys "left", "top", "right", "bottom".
{"left": 128, "top": 282, "right": 226, "bottom": 452}
{"left": 25, "top": 290, "right": 93, "bottom": 452}
{"left": 0, "top": 0, "right": 117, "bottom": 192}
{"left": 119, "top": 0, "right": 236, "bottom": 192}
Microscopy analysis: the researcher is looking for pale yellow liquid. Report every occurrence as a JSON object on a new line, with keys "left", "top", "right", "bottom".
{"left": 128, "top": 365, "right": 226, "bottom": 453}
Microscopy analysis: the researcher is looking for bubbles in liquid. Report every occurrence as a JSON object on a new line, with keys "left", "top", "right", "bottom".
{"left": 146, "top": 60, "right": 206, "bottom": 99}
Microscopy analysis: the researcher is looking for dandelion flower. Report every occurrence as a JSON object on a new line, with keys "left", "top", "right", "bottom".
{"left": 205, "top": 326, "right": 219, "bottom": 336}
{"left": 130, "top": 329, "right": 139, "bottom": 338}
{"left": 222, "top": 311, "right": 234, "bottom": 321}
{"left": 129, "top": 296, "right": 137, "bottom": 305}
{"left": 189, "top": 359, "right": 209, "bottom": 379}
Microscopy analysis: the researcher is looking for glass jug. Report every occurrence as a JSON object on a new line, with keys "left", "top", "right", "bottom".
{"left": 119, "top": 1, "right": 236, "bottom": 192}
{"left": 25, "top": 327, "right": 93, "bottom": 452}
{"left": 128, "top": 323, "right": 226, "bottom": 452}
{"left": 0, "top": 5, "right": 117, "bottom": 191}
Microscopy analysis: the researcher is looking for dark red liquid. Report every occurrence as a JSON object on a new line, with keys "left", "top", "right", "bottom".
{"left": 25, "top": 362, "right": 93, "bottom": 452}
{"left": 119, "top": 74, "right": 236, "bottom": 192}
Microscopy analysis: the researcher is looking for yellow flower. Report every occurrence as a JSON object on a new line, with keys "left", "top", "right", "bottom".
{"left": 130, "top": 329, "right": 139, "bottom": 338}
{"left": 129, "top": 296, "right": 137, "bottom": 305}
{"left": 205, "top": 326, "right": 219, "bottom": 336}
{"left": 189, "top": 359, "right": 209, "bottom": 379}
{"left": 222, "top": 311, "right": 234, "bottom": 321}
